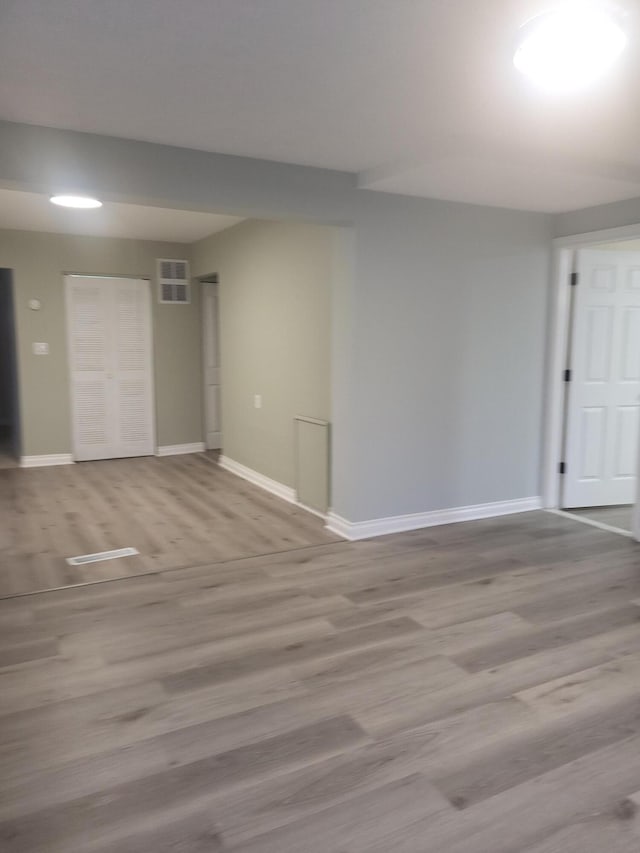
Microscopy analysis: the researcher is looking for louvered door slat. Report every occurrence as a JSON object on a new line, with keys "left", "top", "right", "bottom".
{"left": 113, "top": 280, "right": 154, "bottom": 457}
{"left": 67, "top": 281, "right": 113, "bottom": 461}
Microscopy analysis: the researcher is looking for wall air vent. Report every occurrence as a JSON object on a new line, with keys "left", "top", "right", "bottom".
{"left": 157, "top": 259, "right": 190, "bottom": 304}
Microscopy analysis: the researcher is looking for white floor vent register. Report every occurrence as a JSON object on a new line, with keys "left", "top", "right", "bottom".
{"left": 66, "top": 547, "right": 139, "bottom": 566}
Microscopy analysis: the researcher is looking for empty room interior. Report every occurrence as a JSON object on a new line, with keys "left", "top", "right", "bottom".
{"left": 2, "top": 2, "right": 640, "bottom": 852}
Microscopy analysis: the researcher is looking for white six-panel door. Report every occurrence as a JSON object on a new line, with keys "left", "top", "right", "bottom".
{"left": 563, "top": 250, "right": 640, "bottom": 508}
{"left": 66, "top": 276, "right": 154, "bottom": 461}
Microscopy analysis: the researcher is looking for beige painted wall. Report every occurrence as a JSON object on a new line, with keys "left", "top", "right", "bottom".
{"left": 192, "top": 220, "right": 333, "bottom": 489}
{"left": 0, "top": 229, "right": 201, "bottom": 456}
{"left": 596, "top": 240, "right": 640, "bottom": 250}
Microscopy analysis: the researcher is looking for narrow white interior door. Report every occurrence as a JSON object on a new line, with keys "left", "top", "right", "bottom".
{"left": 563, "top": 250, "right": 640, "bottom": 508}
{"left": 202, "top": 282, "right": 222, "bottom": 449}
{"left": 67, "top": 276, "right": 154, "bottom": 461}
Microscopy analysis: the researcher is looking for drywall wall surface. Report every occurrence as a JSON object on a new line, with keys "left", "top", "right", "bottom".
{"left": 192, "top": 220, "right": 332, "bottom": 489}
{"left": 595, "top": 240, "right": 640, "bottom": 250}
{"left": 0, "top": 121, "right": 553, "bottom": 521}
{"left": 346, "top": 192, "right": 553, "bottom": 520}
{"left": 0, "top": 229, "right": 199, "bottom": 456}
{"left": 0, "top": 121, "right": 356, "bottom": 225}
{"left": 554, "top": 196, "right": 640, "bottom": 238}
{"left": 328, "top": 225, "right": 358, "bottom": 518}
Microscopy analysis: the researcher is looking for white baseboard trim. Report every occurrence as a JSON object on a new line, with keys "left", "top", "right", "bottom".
{"left": 219, "top": 456, "right": 330, "bottom": 522}
{"left": 297, "top": 502, "right": 328, "bottom": 521}
{"left": 325, "top": 496, "right": 543, "bottom": 541}
{"left": 155, "top": 442, "right": 206, "bottom": 457}
{"left": 20, "top": 453, "right": 74, "bottom": 468}
{"left": 219, "top": 455, "right": 297, "bottom": 505}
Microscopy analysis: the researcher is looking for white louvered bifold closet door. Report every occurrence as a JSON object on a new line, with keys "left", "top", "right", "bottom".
{"left": 112, "top": 279, "right": 154, "bottom": 458}
{"left": 66, "top": 276, "right": 154, "bottom": 461}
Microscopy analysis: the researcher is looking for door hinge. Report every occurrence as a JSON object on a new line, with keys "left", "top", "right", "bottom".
{"left": 570, "top": 272, "right": 578, "bottom": 287}
{"left": 559, "top": 461, "right": 566, "bottom": 475}
{"left": 563, "top": 368, "right": 572, "bottom": 382}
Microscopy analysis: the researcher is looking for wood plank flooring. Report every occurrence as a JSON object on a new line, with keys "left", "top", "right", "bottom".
{"left": 0, "top": 453, "right": 338, "bottom": 596}
{"left": 1, "top": 511, "right": 640, "bottom": 851}
{"left": 569, "top": 505, "right": 634, "bottom": 533}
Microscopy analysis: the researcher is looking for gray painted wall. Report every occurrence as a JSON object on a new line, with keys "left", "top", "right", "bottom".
{"left": 0, "top": 121, "right": 553, "bottom": 521}
{"left": 192, "top": 220, "right": 333, "bottom": 489}
{"left": 555, "top": 197, "right": 640, "bottom": 238}
{"left": 0, "top": 229, "right": 201, "bottom": 456}
{"left": 348, "top": 193, "right": 552, "bottom": 520}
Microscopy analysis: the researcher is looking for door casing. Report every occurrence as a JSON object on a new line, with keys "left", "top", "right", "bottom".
{"left": 561, "top": 249, "right": 640, "bottom": 508}
{"left": 543, "top": 225, "right": 640, "bottom": 541}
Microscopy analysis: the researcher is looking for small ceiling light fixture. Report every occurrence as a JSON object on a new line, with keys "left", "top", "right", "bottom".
{"left": 50, "top": 194, "right": 103, "bottom": 209}
{"left": 514, "top": 2, "right": 627, "bottom": 93}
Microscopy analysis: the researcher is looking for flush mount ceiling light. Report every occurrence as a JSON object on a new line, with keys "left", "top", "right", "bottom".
{"left": 50, "top": 195, "right": 103, "bottom": 209}
{"left": 514, "top": 3, "right": 627, "bottom": 93}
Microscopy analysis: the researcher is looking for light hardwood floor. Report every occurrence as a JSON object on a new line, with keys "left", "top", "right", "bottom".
{"left": 0, "top": 453, "right": 338, "bottom": 596}
{"left": 1, "top": 511, "right": 640, "bottom": 851}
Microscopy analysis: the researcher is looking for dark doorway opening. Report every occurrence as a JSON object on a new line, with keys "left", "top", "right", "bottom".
{"left": 0, "top": 269, "right": 20, "bottom": 466}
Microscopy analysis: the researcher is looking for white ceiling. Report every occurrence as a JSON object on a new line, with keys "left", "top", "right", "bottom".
{"left": 2, "top": 0, "right": 640, "bottom": 213}
{"left": 0, "top": 188, "right": 242, "bottom": 242}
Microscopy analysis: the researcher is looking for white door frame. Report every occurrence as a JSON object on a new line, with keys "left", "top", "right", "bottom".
{"left": 542, "top": 223, "right": 640, "bottom": 541}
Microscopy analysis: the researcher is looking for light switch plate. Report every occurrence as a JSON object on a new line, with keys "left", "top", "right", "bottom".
{"left": 254, "top": 394, "right": 262, "bottom": 409}
{"left": 33, "top": 342, "right": 49, "bottom": 355}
